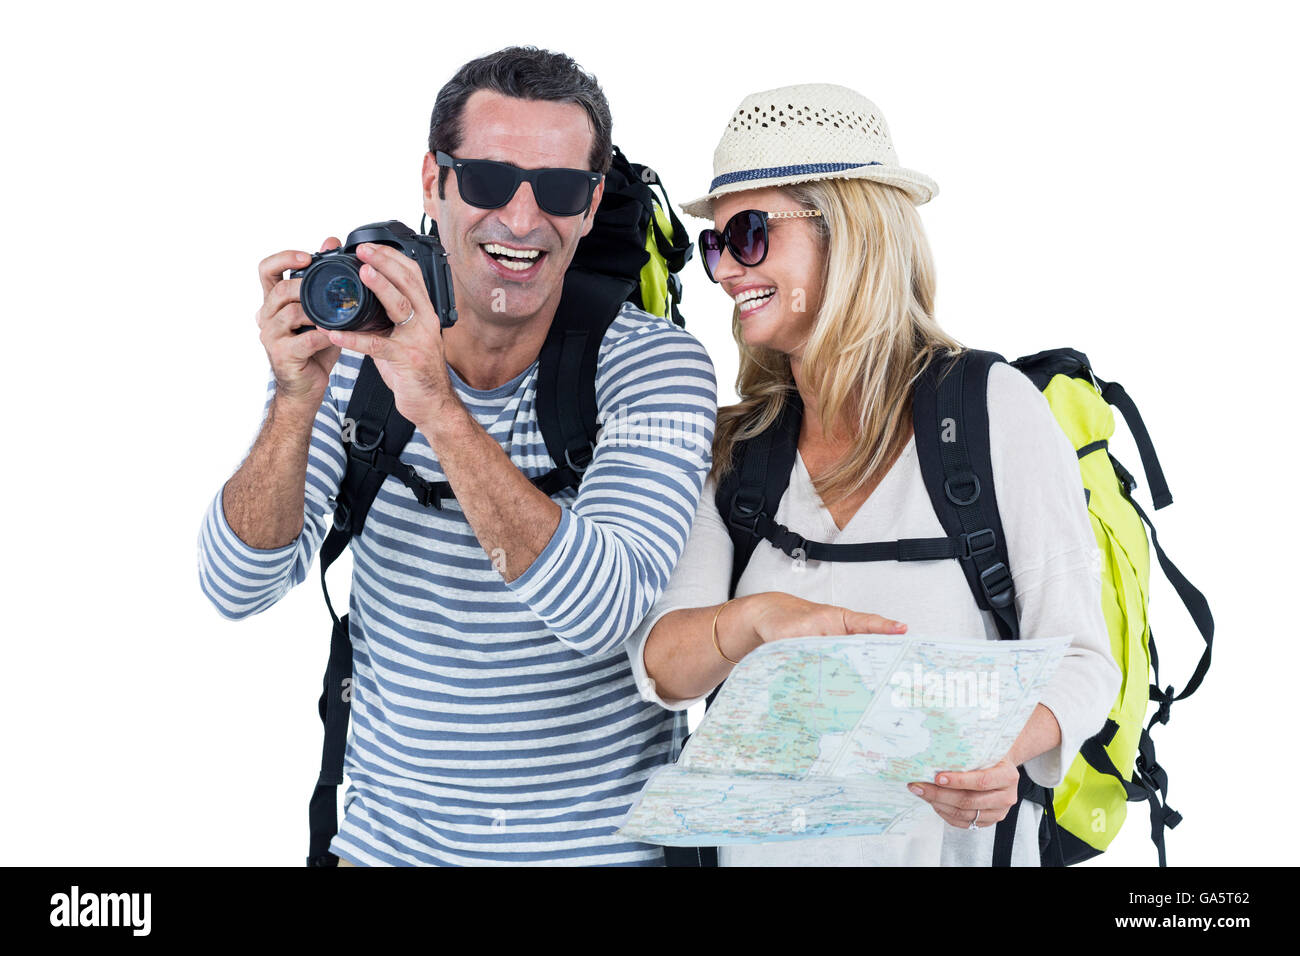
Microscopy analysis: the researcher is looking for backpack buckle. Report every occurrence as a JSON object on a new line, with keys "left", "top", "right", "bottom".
{"left": 960, "top": 528, "right": 997, "bottom": 559}
{"left": 979, "top": 562, "right": 1014, "bottom": 608}
{"left": 349, "top": 427, "right": 384, "bottom": 468}
{"left": 1108, "top": 453, "right": 1138, "bottom": 496}
{"left": 332, "top": 499, "right": 352, "bottom": 535}
{"left": 728, "top": 491, "right": 766, "bottom": 537}
{"left": 564, "top": 444, "right": 593, "bottom": 475}
{"left": 667, "top": 272, "right": 683, "bottom": 305}
{"left": 771, "top": 526, "right": 806, "bottom": 559}
{"left": 1151, "top": 684, "right": 1174, "bottom": 726}
{"left": 413, "top": 481, "right": 444, "bottom": 511}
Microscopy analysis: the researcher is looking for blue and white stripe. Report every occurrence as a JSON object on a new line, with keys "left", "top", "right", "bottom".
{"left": 709, "top": 161, "right": 881, "bottom": 191}
{"left": 198, "top": 303, "right": 717, "bottom": 865}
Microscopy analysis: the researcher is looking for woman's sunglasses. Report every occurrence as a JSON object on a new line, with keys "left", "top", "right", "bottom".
{"left": 435, "top": 151, "right": 603, "bottom": 218}
{"left": 698, "top": 208, "right": 824, "bottom": 283}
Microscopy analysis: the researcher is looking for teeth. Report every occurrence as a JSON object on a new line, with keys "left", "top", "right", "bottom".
{"left": 735, "top": 287, "right": 776, "bottom": 312}
{"left": 483, "top": 243, "right": 541, "bottom": 260}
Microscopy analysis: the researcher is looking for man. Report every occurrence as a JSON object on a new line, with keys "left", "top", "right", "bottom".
{"left": 198, "top": 47, "right": 716, "bottom": 865}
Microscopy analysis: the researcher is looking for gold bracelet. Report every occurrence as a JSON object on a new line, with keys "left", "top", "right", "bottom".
{"left": 712, "top": 598, "right": 741, "bottom": 665}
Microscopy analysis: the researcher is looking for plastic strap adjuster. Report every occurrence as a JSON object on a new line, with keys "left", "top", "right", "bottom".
{"left": 728, "top": 492, "right": 766, "bottom": 537}
{"left": 332, "top": 499, "right": 353, "bottom": 535}
{"left": 1150, "top": 684, "right": 1175, "bottom": 725}
{"left": 980, "top": 562, "right": 1014, "bottom": 608}
{"left": 960, "top": 528, "right": 997, "bottom": 559}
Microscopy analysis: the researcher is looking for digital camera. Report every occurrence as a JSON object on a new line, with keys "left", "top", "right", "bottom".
{"left": 291, "top": 220, "right": 457, "bottom": 333}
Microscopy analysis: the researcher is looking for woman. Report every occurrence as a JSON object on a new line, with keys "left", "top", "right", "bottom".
{"left": 626, "top": 84, "right": 1120, "bottom": 866}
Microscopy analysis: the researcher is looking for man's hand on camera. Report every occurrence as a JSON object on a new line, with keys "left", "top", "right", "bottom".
{"left": 257, "top": 236, "right": 343, "bottom": 412}
{"left": 324, "top": 241, "right": 461, "bottom": 434}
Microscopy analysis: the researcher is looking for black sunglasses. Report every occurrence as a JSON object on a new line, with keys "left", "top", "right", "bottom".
{"left": 698, "top": 208, "right": 824, "bottom": 282}
{"left": 435, "top": 151, "right": 603, "bottom": 217}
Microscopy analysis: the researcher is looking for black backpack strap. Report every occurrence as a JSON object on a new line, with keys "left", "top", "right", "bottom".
{"left": 534, "top": 269, "right": 636, "bottom": 491}
{"left": 1099, "top": 446, "right": 1212, "bottom": 867}
{"left": 662, "top": 846, "right": 718, "bottom": 867}
{"left": 1124, "top": 486, "right": 1213, "bottom": 867}
{"left": 1094, "top": 375, "right": 1173, "bottom": 510}
{"left": 1122, "top": 489, "right": 1215, "bottom": 712}
{"left": 715, "top": 392, "right": 804, "bottom": 596}
{"left": 914, "top": 350, "right": 1067, "bottom": 866}
{"left": 991, "top": 768, "right": 1063, "bottom": 867}
{"left": 307, "top": 356, "right": 417, "bottom": 867}
{"left": 1012, "top": 350, "right": 1171, "bottom": 512}
{"left": 912, "top": 350, "right": 1019, "bottom": 642}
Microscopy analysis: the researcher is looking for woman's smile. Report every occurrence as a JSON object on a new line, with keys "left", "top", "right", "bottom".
{"left": 733, "top": 284, "right": 778, "bottom": 316}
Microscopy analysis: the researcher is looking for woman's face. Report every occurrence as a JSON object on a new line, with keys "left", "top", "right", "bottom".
{"left": 708, "top": 187, "right": 825, "bottom": 358}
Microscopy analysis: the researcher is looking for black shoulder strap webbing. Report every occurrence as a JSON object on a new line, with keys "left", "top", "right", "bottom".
{"left": 308, "top": 356, "right": 416, "bottom": 866}
{"left": 535, "top": 269, "right": 637, "bottom": 489}
{"left": 1121, "top": 484, "right": 1213, "bottom": 866}
{"left": 912, "top": 350, "right": 1061, "bottom": 867}
{"left": 912, "top": 350, "right": 1019, "bottom": 642}
{"left": 715, "top": 391, "right": 803, "bottom": 596}
{"left": 1095, "top": 376, "right": 1173, "bottom": 510}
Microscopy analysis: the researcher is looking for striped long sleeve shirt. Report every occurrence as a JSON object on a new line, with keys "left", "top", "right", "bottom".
{"left": 198, "top": 303, "right": 717, "bottom": 865}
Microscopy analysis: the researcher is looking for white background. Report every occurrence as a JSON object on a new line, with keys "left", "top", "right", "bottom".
{"left": 2, "top": 0, "right": 1294, "bottom": 867}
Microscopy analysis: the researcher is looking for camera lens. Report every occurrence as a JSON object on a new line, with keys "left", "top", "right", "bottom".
{"left": 322, "top": 274, "right": 361, "bottom": 322}
{"left": 300, "top": 255, "right": 390, "bottom": 332}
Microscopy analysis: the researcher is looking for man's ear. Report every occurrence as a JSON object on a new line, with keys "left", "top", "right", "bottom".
{"left": 421, "top": 152, "right": 441, "bottom": 222}
{"left": 578, "top": 178, "right": 605, "bottom": 238}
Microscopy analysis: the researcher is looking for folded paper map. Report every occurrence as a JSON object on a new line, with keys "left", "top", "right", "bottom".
{"left": 618, "top": 634, "right": 1071, "bottom": 846}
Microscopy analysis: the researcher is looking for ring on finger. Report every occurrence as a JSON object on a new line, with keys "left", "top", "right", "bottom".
{"left": 396, "top": 308, "right": 415, "bottom": 328}
{"left": 967, "top": 809, "right": 980, "bottom": 830}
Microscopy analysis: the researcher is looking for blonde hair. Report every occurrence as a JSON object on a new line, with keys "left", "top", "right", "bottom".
{"left": 711, "top": 177, "right": 964, "bottom": 507}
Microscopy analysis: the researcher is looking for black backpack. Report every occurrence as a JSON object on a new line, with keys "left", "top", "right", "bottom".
{"left": 665, "top": 348, "right": 1212, "bottom": 868}
{"left": 305, "top": 147, "right": 692, "bottom": 866}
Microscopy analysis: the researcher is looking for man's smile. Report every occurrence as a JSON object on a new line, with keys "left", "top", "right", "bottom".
{"left": 479, "top": 240, "right": 549, "bottom": 279}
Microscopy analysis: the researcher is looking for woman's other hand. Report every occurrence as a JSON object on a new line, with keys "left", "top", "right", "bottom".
{"left": 907, "top": 756, "right": 1020, "bottom": 829}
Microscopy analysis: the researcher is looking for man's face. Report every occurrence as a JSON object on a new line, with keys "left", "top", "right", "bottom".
{"left": 422, "top": 90, "right": 603, "bottom": 327}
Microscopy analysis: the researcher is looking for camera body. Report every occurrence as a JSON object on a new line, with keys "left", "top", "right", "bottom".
{"left": 291, "top": 220, "right": 457, "bottom": 333}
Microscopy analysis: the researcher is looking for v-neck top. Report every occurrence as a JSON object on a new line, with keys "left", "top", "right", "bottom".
{"left": 793, "top": 434, "right": 917, "bottom": 536}
{"left": 626, "top": 362, "right": 1119, "bottom": 866}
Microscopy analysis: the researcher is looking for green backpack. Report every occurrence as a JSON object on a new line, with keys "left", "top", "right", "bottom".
{"left": 1016, "top": 349, "right": 1213, "bottom": 865}
{"left": 710, "top": 347, "right": 1214, "bottom": 867}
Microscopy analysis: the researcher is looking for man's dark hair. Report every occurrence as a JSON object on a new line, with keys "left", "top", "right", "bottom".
{"left": 429, "top": 46, "right": 613, "bottom": 200}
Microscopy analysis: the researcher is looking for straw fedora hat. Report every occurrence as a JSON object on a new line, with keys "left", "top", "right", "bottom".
{"left": 681, "top": 83, "right": 938, "bottom": 220}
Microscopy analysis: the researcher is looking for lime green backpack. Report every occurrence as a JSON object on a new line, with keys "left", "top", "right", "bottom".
{"left": 1011, "top": 348, "right": 1214, "bottom": 865}
{"left": 574, "top": 146, "right": 692, "bottom": 326}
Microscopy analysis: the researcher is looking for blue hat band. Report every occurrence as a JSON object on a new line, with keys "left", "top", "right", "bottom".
{"left": 709, "top": 161, "right": 882, "bottom": 192}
